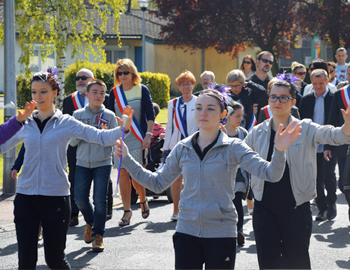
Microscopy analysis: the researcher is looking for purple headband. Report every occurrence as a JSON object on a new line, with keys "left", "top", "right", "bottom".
{"left": 33, "top": 67, "right": 61, "bottom": 89}
{"left": 276, "top": 69, "right": 299, "bottom": 85}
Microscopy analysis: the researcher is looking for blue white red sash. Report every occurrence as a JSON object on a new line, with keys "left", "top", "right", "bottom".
{"left": 340, "top": 86, "right": 350, "bottom": 110}
{"left": 72, "top": 91, "right": 86, "bottom": 110}
{"left": 263, "top": 105, "right": 273, "bottom": 120}
{"left": 247, "top": 113, "right": 257, "bottom": 132}
{"left": 95, "top": 112, "right": 107, "bottom": 126}
{"left": 113, "top": 86, "right": 144, "bottom": 143}
{"left": 173, "top": 97, "right": 188, "bottom": 138}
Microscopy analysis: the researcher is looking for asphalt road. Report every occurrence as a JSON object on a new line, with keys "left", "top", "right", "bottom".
{"left": 0, "top": 193, "right": 350, "bottom": 270}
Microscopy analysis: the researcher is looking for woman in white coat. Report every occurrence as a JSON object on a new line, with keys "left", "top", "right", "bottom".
{"left": 163, "top": 70, "right": 198, "bottom": 221}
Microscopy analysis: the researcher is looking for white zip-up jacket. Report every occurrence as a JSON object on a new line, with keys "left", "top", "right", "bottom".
{"left": 122, "top": 130, "right": 286, "bottom": 238}
{"left": 244, "top": 116, "right": 350, "bottom": 206}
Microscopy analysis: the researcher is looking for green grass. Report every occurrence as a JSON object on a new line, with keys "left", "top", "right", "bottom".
{"left": 157, "top": 108, "right": 168, "bottom": 126}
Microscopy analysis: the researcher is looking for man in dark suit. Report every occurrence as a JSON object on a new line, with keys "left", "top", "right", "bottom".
{"left": 63, "top": 68, "right": 112, "bottom": 226}
{"left": 299, "top": 69, "right": 336, "bottom": 221}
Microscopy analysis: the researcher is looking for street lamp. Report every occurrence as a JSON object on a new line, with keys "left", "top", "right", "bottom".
{"left": 138, "top": 0, "right": 149, "bottom": 72}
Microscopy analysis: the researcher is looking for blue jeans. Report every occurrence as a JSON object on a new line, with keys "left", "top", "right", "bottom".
{"left": 75, "top": 165, "right": 111, "bottom": 237}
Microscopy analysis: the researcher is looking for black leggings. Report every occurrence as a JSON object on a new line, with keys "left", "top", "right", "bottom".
{"left": 14, "top": 194, "right": 71, "bottom": 270}
{"left": 173, "top": 232, "right": 236, "bottom": 270}
{"left": 233, "top": 192, "right": 243, "bottom": 231}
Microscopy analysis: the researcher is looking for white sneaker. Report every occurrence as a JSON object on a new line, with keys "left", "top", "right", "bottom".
{"left": 170, "top": 214, "right": 178, "bottom": 221}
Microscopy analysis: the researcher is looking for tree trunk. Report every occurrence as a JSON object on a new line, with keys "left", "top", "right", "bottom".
{"left": 56, "top": 51, "right": 66, "bottom": 110}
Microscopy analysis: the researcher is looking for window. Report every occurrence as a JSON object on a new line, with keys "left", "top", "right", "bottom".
{"left": 104, "top": 45, "right": 129, "bottom": 63}
{"left": 28, "top": 47, "right": 56, "bottom": 73}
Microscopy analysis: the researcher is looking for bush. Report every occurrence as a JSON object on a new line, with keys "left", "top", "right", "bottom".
{"left": 139, "top": 72, "right": 170, "bottom": 108}
{"left": 16, "top": 74, "right": 32, "bottom": 108}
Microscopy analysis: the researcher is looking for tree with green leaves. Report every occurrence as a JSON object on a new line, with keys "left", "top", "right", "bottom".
{"left": 0, "top": 0, "right": 125, "bottom": 108}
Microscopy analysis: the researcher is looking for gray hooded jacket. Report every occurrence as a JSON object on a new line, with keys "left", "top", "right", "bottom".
{"left": 122, "top": 130, "right": 286, "bottom": 238}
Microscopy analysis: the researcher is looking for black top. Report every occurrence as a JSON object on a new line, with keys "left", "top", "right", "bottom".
{"left": 192, "top": 132, "right": 220, "bottom": 161}
{"left": 246, "top": 73, "right": 272, "bottom": 119}
{"left": 261, "top": 128, "right": 296, "bottom": 206}
{"left": 33, "top": 114, "right": 53, "bottom": 133}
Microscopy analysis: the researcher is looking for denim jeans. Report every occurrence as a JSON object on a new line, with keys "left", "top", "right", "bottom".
{"left": 75, "top": 165, "right": 111, "bottom": 236}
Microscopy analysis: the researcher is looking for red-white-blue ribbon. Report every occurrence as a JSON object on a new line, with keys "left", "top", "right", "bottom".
{"left": 95, "top": 112, "right": 107, "bottom": 126}
{"left": 340, "top": 86, "right": 350, "bottom": 110}
{"left": 113, "top": 86, "right": 144, "bottom": 142}
{"left": 173, "top": 97, "right": 188, "bottom": 138}
{"left": 263, "top": 105, "right": 273, "bottom": 120}
{"left": 247, "top": 113, "right": 257, "bottom": 132}
{"left": 72, "top": 91, "right": 86, "bottom": 110}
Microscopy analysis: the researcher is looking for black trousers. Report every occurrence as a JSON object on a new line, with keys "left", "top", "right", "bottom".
{"left": 173, "top": 232, "right": 236, "bottom": 270}
{"left": 233, "top": 192, "right": 243, "bottom": 231}
{"left": 68, "top": 163, "right": 79, "bottom": 216}
{"left": 336, "top": 145, "right": 348, "bottom": 192}
{"left": 253, "top": 201, "right": 312, "bottom": 270}
{"left": 316, "top": 152, "right": 337, "bottom": 212}
{"left": 14, "top": 193, "right": 71, "bottom": 270}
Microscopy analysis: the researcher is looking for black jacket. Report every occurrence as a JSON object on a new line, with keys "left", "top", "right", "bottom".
{"left": 299, "top": 89, "right": 334, "bottom": 152}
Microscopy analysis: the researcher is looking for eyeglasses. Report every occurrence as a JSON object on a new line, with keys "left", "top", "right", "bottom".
{"left": 268, "top": 95, "right": 293, "bottom": 103}
{"left": 116, "top": 71, "right": 130, "bottom": 76}
{"left": 329, "top": 69, "right": 335, "bottom": 73}
{"left": 261, "top": 58, "right": 273, "bottom": 65}
{"left": 180, "top": 83, "right": 193, "bottom": 87}
{"left": 76, "top": 75, "right": 92, "bottom": 81}
{"left": 228, "top": 84, "right": 242, "bottom": 89}
{"left": 296, "top": 72, "right": 306, "bottom": 76}
{"left": 243, "top": 61, "right": 252, "bottom": 64}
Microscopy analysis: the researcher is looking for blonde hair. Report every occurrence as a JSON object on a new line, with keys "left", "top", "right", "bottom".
{"left": 291, "top": 62, "right": 306, "bottom": 74}
{"left": 114, "top": 58, "right": 142, "bottom": 86}
{"left": 226, "top": 69, "right": 246, "bottom": 84}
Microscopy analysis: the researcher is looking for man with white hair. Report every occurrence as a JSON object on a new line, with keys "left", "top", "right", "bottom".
{"left": 63, "top": 68, "right": 112, "bottom": 226}
{"left": 200, "top": 71, "right": 216, "bottom": 89}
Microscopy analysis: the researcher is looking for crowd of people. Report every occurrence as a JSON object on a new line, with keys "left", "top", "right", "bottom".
{"left": 1, "top": 47, "right": 350, "bottom": 269}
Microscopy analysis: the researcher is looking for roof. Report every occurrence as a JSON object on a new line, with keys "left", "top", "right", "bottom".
{"left": 0, "top": 5, "right": 166, "bottom": 42}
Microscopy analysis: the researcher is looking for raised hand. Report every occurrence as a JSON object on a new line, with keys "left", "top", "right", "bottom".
{"left": 114, "top": 138, "right": 129, "bottom": 159}
{"left": 100, "top": 123, "right": 108, "bottom": 130}
{"left": 274, "top": 120, "right": 302, "bottom": 152}
{"left": 16, "top": 100, "right": 37, "bottom": 123}
{"left": 116, "top": 106, "right": 134, "bottom": 131}
{"left": 341, "top": 105, "right": 350, "bottom": 136}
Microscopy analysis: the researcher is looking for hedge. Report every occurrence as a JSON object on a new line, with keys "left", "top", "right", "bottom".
{"left": 16, "top": 62, "right": 171, "bottom": 108}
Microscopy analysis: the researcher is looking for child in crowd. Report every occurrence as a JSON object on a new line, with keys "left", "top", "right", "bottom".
{"left": 70, "top": 80, "right": 118, "bottom": 252}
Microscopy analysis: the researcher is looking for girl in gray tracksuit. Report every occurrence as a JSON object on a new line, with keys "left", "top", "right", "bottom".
{"left": 114, "top": 89, "right": 301, "bottom": 270}
{"left": 0, "top": 72, "right": 132, "bottom": 270}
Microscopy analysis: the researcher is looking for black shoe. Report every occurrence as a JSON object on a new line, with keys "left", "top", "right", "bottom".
{"left": 348, "top": 208, "right": 350, "bottom": 222}
{"left": 237, "top": 230, "right": 245, "bottom": 246}
{"left": 327, "top": 204, "right": 337, "bottom": 221}
{"left": 69, "top": 215, "right": 79, "bottom": 226}
{"left": 106, "top": 214, "right": 112, "bottom": 221}
{"left": 315, "top": 210, "right": 327, "bottom": 221}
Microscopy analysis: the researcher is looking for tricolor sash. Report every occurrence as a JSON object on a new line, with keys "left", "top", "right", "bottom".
{"left": 263, "top": 105, "right": 273, "bottom": 120}
{"left": 72, "top": 91, "right": 86, "bottom": 110}
{"left": 95, "top": 112, "right": 107, "bottom": 126}
{"left": 113, "top": 86, "right": 144, "bottom": 143}
{"left": 247, "top": 113, "right": 257, "bottom": 132}
{"left": 340, "top": 86, "right": 350, "bottom": 110}
{"left": 173, "top": 97, "right": 188, "bottom": 138}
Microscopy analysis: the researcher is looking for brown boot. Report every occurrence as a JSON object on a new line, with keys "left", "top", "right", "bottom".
{"left": 92, "top": 234, "right": 104, "bottom": 252}
{"left": 84, "top": 224, "right": 93, "bottom": 244}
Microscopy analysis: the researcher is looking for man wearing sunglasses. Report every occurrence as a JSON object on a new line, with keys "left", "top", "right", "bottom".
{"left": 63, "top": 69, "right": 112, "bottom": 226}
{"left": 246, "top": 51, "right": 274, "bottom": 119}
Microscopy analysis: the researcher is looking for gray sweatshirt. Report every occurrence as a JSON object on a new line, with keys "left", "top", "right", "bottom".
{"left": 70, "top": 105, "right": 118, "bottom": 168}
{"left": 0, "top": 109, "right": 125, "bottom": 196}
{"left": 122, "top": 130, "right": 286, "bottom": 238}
